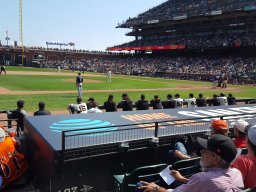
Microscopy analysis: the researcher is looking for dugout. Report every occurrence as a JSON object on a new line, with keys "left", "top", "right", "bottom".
{"left": 24, "top": 104, "right": 256, "bottom": 192}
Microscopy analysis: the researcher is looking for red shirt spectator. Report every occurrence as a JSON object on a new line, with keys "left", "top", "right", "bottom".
{"left": 233, "top": 119, "right": 249, "bottom": 148}
{"left": 232, "top": 125, "right": 256, "bottom": 189}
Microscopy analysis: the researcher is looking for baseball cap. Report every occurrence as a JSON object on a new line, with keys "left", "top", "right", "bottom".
{"left": 211, "top": 120, "right": 228, "bottom": 131}
{"left": 197, "top": 134, "right": 237, "bottom": 162}
{"left": 248, "top": 125, "right": 256, "bottom": 146}
{"left": 233, "top": 119, "right": 249, "bottom": 133}
{"left": 0, "top": 128, "right": 5, "bottom": 142}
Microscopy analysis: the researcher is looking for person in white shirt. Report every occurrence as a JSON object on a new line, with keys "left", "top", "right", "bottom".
{"left": 68, "top": 97, "right": 87, "bottom": 114}
{"left": 218, "top": 93, "right": 228, "bottom": 106}
{"left": 87, "top": 102, "right": 102, "bottom": 113}
{"left": 184, "top": 93, "right": 197, "bottom": 108}
{"left": 174, "top": 94, "right": 183, "bottom": 108}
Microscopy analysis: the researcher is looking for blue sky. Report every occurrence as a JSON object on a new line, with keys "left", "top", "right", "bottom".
{"left": 0, "top": 0, "right": 165, "bottom": 51}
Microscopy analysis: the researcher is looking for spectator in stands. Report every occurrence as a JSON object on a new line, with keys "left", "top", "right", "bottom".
{"left": 162, "top": 94, "right": 175, "bottom": 109}
{"left": 174, "top": 94, "right": 183, "bottom": 108}
{"left": 184, "top": 93, "right": 196, "bottom": 108}
{"left": 232, "top": 125, "right": 256, "bottom": 189}
{"left": 103, "top": 94, "right": 117, "bottom": 112}
{"left": 68, "top": 97, "right": 87, "bottom": 114}
{"left": 34, "top": 101, "right": 51, "bottom": 116}
{"left": 135, "top": 94, "right": 149, "bottom": 110}
{"left": 150, "top": 95, "right": 163, "bottom": 110}
{"left": 87, "top": 102, "right": 102, "bottom": 113}
{"left": 167, "top": 120, "right": 229, "bottom": 164}
{"left": 0, "top": 128, "right": 28, "bottom": 190}
{"left": 138, "top": 135, "right": 244, "bottom": 192}
{"left": 117, "top": 93, "right": 133, "bottom": 111}
{"left": 196, "top": 93, "right": 207, "bottom": 107}
{"left": 218, "top": 93, "right": 228, "bottom": 106}
{"left": 227, "top": 93, "right": 237, "bottom": 105}
{"left": 86, "top": 97, "right": 95, "bottom": 110}
{"left": 232, "top": 119, "right": 249, "bottom": 148}
{"left": 12, "top": 100, "right": 28, "bottom": 132}
{"left": 210, "top": 119, "right": 229, "bottom": 136}
{"left": 209, "top": 94, "right": 221, "bottom": 106}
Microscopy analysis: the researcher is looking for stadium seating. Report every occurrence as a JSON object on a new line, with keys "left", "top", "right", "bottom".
{"left": 113, "top": 163, "right": 167, "bottom": 192}
{"left": 169, "top": 157, "right": 201, "bottom": 178}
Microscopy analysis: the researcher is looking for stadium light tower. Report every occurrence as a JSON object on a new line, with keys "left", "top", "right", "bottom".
{"left": 19, "top": 0, "right": 25, "bottom": 65}
{"left": 5, "top": 30, "right": 10, "bottom": 46}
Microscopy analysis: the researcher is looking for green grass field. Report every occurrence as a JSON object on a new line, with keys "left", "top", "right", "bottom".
{"left": 0, "top": 66, "right": 255, "bottom": 113}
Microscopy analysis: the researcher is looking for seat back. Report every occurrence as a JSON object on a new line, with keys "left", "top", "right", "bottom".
{"left": 170, "top": 157, "right": 201, "bottom": 178}
{"left": 123, "top": 163, "right": 167, "bottom": 191}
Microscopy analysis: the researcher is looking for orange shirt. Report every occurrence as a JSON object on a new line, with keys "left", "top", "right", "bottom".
{"left": 0, "top": 137, "right": 28, "bottom": 186}
{"left": 232, "top": 153, "right": 256, "bottom": 189}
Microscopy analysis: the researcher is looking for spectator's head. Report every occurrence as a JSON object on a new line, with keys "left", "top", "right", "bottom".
{"left": 220, "top": 93, "right": 225, "bottom": 97}
{"left": 210, "top": 120, "right": 229, "bottom": 136}
{"left": 199, "top": 93, "right": 203, "bottom": 98}
{"left": 92, "top": 101, "right": 99, "bottom": 108}
{"left": 122, "top": 93, "right": 129, "bottom": 100}
{"left": 77, "top": 97, "right": 83, "bottom": 103}
{"left": 175, "top": 94, "right": 180, "bottom": 98}
{"left": 141, "top": 94, "right": 145, "bottom": 100}
{"left": 0, "top": 128, "right": 5, "bottom": 143}
{"left": 228, "top": 93, "right": 233, "bottom": 97}
{"left": 87, "top": 97, "right": 95, "bottom": 103}
{"left": 17, "top": 100, "right": 25, "bottom": 109}
{"left": 78, "top": 72, "right": 81, "bottom": 75}
{"left": 154, "top": 95, "right": 159, "bottom": 100}
{"left": 189, "top": 93, "right": 194, "bottom": 98}
{"left": 108, "top": 94, "right": 114, "bottom": 101}
{"left": 233, "top": 119, "right": 248, "bottom": 138}
{"left": 213, "top": 94, "right": 218, "bottom": 98}
{"left": 167, "top": 94, "right": 172, "bottom": 100}
{"left": 197, "top": 134, "right": 237, "bottom": 170}
{"left": 38, "top": 101, "right": 45, "bottom": 110}
{"left": 247, "top": 125, "right": 256, "bottom": 156}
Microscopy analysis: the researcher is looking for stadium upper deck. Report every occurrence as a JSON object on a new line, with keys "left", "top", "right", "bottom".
{"left": 108, "top": 0, "right": 256, "bottom": 52}
{"left": 118, "top": 0, "right": 256, "bottom": 28}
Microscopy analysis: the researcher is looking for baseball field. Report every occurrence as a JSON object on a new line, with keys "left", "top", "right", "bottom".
{"left": 0, "top": 66, "right": 255, "bottom": 114}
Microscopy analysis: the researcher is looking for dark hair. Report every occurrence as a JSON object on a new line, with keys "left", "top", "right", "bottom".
{"left": 38, "top": 101, "right": 45, "bottom": 109}
{"left": 228, "top": 93, "right": 233, "bottom": 97}
{"left": 167, "top": 94, "right": 172, "bottom": 99}
{"left": 213, "top": 94, "right": 218, "bottom": 98}
{"left": 154, "top": 95, "right": 159, "bottom": 99}
{"left": 175, "top": 94, "right": 180, "bottom": 98}
{"left": 248, "top": 139, "right": 256, "bottom": 157}
{"left": 108, "top": 94, "right": 114, "bottom": 101}
{"left": 220, "top": 93, "right": 225, "bottom": 97}
{"left": 122, "top": 93, "right": 128, "bottom": 98}
{"left": 189, "top": 93, "right": 194, "bottom": 98}
{"left": 77, "top": 97, "right": 82, "bottom": 103}
{"left": 141, "top": 94, "right": 145, "bottom": 100}
{"left": 78, "top": 72, "right": 81, "bottom": 75}
{"left": 199, "top": 93, "right": 203, "bottom": 98}
{"left": 17, "top": 100, "right": 25, "bottom": 108}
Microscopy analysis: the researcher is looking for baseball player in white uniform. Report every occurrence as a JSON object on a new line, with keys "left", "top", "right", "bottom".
{"left": 68, "top": 97, "right": 87, "bottom": 114}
